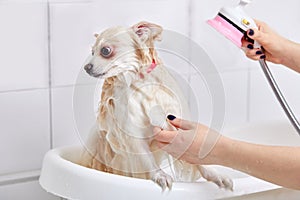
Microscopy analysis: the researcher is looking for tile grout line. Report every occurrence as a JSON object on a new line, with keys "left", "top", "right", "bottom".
{"left": 0, "top": 82, "right": 97, "bottom": 94}
{"left": 0, "top": 87, "right": 49, "bottom": 94}
{"left": 0, "top": 170, "right": 40, "bottom": 187}
{"left": 47, "top": 1, "right": 54, "bottom": 149}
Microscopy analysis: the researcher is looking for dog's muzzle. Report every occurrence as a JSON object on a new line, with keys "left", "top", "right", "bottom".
{"left": 84, "top": 63, "right": 94, "bottom": 74}
{"left": 84, "top": 63, "right": 106, "bottom": 78}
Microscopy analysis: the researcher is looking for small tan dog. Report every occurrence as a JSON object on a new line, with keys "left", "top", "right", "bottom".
{"left": 80, "top": 21, "right": 232, "bottom": 190}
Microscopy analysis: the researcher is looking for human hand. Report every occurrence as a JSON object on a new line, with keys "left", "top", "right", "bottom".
{"left": 242, "top": 20, "right": 291, "bottom": 64}
{"left": 153, "top": 115, "right": 221, "bottom": 165}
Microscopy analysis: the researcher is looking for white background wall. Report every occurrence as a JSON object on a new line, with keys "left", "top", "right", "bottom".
{"left": 0, "top": 0, "right": 299, "bottom": 199}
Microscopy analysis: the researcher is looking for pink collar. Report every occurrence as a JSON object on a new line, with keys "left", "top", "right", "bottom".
{"left": 146, "top": 59, "right": 157, "bottom": 73}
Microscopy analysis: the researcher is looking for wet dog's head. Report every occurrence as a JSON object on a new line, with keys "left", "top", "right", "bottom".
{"left": 84, "top": 22, "right": 162, "bottom": 81}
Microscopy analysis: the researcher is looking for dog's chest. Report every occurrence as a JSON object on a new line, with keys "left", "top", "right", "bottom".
{"left": 99, "top": 79, "right": 154, "bottom": 138}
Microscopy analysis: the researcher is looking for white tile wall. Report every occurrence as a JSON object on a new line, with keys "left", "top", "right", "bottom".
{"left": 189, "top": 73, "right": 214, "bottom": 125}
{"left": 249, "top": 65, "right": 300, "bottom": 122}
{"left": 221, "top": 70, "right": 249, "bottom": 130}
{"left": 271, "top": 67, "right": 300, "bottom": 117}
{"left": 0, "top": 89, "right": 50, "bottom": 175}
{"left": 189, "top": 70, "right": 248, "bottom": 130}
{"left": 0, "top": 1, "right": 54, "bottom": 198}
{"left": 52, "top": 86, "right": 81, "bottom": 148}
{"left": 246, "top": 0, "right": 300, "bottom": 41}
{"left": 0, "top": 3, "right": 49, "bottom": 91}
{"left": 1, "top": 0, "right": 300, "bottom": 198}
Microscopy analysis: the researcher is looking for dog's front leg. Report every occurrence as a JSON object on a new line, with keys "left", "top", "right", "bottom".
{"left": 145, "top": 152, "right": 173, "bottom": 191}
{"left": 126, "top": 139, "right": 173, "bottom": 191}
{"left": 147, "top": 105, "right": 175, "bottom": 190}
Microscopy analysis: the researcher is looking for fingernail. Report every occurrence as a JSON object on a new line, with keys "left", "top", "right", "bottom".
{"left": 248, "top": 29, "right": 254, "bottom": 36}
{"left": 247, "top": 44, "right": 253, "bottom": 49}
{"left": 260, "top": 55, "right": 266, "bottom": 59}
{"left": 256, "top": 50, "right": 263, "bottom": 55}
{"left": 167, "top": 115, "right": 176, "bottom": 121}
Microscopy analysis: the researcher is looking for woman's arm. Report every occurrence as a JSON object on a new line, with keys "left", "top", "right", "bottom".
{"left": 215, "top": 136, "right": 300, "bottom": 190}
{"left": 154, "top": 116, "right": 300, "bottom": 190}
{"left": 280, "top": 40, "right": 300, "bottom": 73}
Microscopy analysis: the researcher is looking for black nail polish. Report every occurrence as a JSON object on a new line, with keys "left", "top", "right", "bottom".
{"left": 260, "top": 55, "right": 266, "bottom": 59}
{"left": 167, "top": 115, "right": 176, "bottom": 121}
{"left": 247, "top": 44, "right": 254, "bottom": 49}
{"left": 248, "top": 29, "right": 254, "bottom": 36}
{"left": 256, "top": 51, "right": 263, "bottom": 55}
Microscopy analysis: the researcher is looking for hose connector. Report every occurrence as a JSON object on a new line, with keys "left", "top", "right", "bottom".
{"left": 239, "top": 0, "right": 252, "bottom": 7}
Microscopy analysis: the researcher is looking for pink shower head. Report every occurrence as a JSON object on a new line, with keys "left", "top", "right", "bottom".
{"left": 207, "top": 0, "right": 259, "bottom": 48}
{"left": 207, "top": 15, "right": 244, "bottom": 48}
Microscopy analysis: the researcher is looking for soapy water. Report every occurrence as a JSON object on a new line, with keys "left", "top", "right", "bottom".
{"left": 72, "top": 29, "right": 226, "bottom": 173}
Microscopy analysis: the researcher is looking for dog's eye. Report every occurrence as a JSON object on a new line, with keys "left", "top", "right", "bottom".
{"left": 100, "top": 46, "right": 112, "bottom": 58}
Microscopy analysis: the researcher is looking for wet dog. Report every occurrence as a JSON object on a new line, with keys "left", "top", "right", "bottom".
{"left": 79, "top": 21, "right": 232, "bottom": 190}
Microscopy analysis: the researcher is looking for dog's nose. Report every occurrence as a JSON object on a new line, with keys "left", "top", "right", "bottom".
{"left": 84, "top": 63, "right": 93, "bottom": 72}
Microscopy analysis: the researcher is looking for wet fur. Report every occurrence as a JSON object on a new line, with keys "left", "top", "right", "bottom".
{"left": 79, "top": 22, "right": 233, "bottom": 190}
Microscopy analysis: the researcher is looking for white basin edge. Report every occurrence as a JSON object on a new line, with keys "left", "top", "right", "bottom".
{"left": 39, "top": 146, "right": 281, "bottom": 200}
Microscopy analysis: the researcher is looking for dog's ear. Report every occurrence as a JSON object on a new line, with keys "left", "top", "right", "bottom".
{"left": 94, "top": 33, "right": 99, "bottom": 38}
{"left": 132, "top": 21, "right": 162, "bottom": 44}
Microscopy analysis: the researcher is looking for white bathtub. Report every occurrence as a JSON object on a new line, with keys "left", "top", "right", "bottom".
{"left": 39, "top": 121, "right": 300, "bottom": 200}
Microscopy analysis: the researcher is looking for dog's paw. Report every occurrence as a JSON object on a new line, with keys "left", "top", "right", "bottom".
{"left": 152, "top": 171, "right": 173, "bottom": 191}
{"left": 199, "top": 166, "right": 233, "bottom": 190}
{"left": 211, "top": 174, "right": 233, "bottom": 190}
